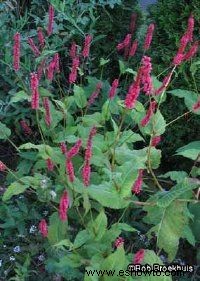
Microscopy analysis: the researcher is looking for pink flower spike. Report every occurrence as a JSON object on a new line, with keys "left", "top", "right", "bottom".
{"left": 82, "top": 35, "right": 92, "bottom": 58}
{"left": 69, "top": 56, "right": 80, "bottom": 84}
{"left": 59, "top": 190, "right": 70, "bottom": 222}
{"left": 67, "top": 139, "right": 82, "bottom": 159}
{"left": 47, "top": 5, "right": 54, "bottom": 36}
{"left": 116, "top": 42, "right": 125, "bottom": 51}
{"left": 37, "top": 59, "right": 46, "bottom": 80}
{"left": 13, "top": 32, "right": 20, "bottom": 71}
{"left": 88, "top": 82, "right": 102, "bottom": 106}
{"left": 0, "top": 161, "right": 6, "bottom": 172}
{"left": 151, "top": 136, "right": 161, "bottom": 147}
{"left": 20, "top": 120, "right": 32, "bottom": 135}
{"left": 154, "top": 72, "right": 172, "bottom": 96}
{"left": 144, "top": 23, "right": 155, "bottom": 51}
{"left": 82, "top": 163, "right": 91, "bottom": 187}
{"left": 173, "top": 53, "right": 185, "bottom": 66}
{"left": 60, "top": 142, "right": 67, "bottom": 154}
{"left": 39, "top": 219, "right": 48, "bottom": 238}
{"left": 124, "top": 81, "right": 140, "bottom": 109}
{"left": 192, "top": 99, "right": 200, "bottom": 112}
{"left": 109, "top": 79, "right": 119, "bottom": 100}
{"left": 30, "top": 72, "right": 39, "bottom": 110}
{"left": 37, "top": 27, "right": 45, "bottom": 49}
{"left": 114, "top": 237, "right": 124, "bottom": 248}
{"left": 140, "top": 56, "right": 153, "bottom": 95}
{"left": 28, "top": 38, "right": 41, "bottom": 57}
{"left": 43, "top": 97, "right": 51, "bottom": 126}
{"left": 129, "top": 40, "right": 138, "bottom": 57}
{"left": 133, "top": 249, "right": 145, "bottom": 264}
{"left": 130, "top": 13, "right": 137, "bottom": 34}
{"left": 70, "top": 41, "right": 77, "bottom": 59}
{"left": 132, "top": 169, "right": 143, "bottom": 194}
{"left": 46, "top": 158, "right": 54, "bottom": 171}
{"left": 140, "top": 100, "right": 157, "bottom": 127}
{"left": 187, "top": 14, "right": 194, "bottom": 42}
{"left": 184, "top": 41, "right": 199, "bottom": 61}
{"left": 66, "top": 159, "right": 75, "bottom": 182}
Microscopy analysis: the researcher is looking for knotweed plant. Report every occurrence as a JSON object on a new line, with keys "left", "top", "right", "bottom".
{"left": 0, "top": 5, "right": 199, "bottom": 280}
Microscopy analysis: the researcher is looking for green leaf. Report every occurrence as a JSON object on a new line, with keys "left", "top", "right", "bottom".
{"left": 112, "top": 223, "right": 136, "bottom": 232}
{"left": 2, "top": 176, "right": 39, "bottom": 201}
{"left": 119, "top": 60, "right": 126, "bottom": 75}
{"left": 73, "top": 230, "right": 91, "bottom": 249}
{"left": 88, "top": 182, "right": 130, "bottom": 209}
{"left": 48, "top": 212, "right": 68, "bottom": 245}
{"left": 10, "top": 90, "right": 29, "bottom": 103}
{"left": 182, "top": 225, "right": 196, "bottom": 246}
{"left": 0, "top": 121, "right": 11, "bottom": 140}
{"left": 88, "top": 210, "right": 107, "bottom": 241}
{"left": 100, "top": 58, "right": 110, "bottom": 66}
{"left": 159, "top": 171, "right": 188, "bottom": 183}
{"left": 144, "top": 201, "right": 188, "bottom": 261}
{"left": 74, "top": 85, "right": 87, "bottom": 108}
{"left": 100, "top": 247, "right": 126, "bottom": 281}
{"left": 168, "top": 89, "right": 200, "bottom": 115}
{"left": 176, "top": 141, "right": 200, "bottom": 160}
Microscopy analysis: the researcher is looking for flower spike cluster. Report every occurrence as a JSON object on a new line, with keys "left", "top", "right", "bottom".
{"left": 140, "top": 56, "right": 153, "bottom": 95}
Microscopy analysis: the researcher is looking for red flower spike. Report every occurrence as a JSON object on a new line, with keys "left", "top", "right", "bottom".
{"left": 46, "top": 158, "right": 54, "bottom": 171}
{"left": 82, "top": 35, "right": 92, "bottom": 58}
{"left": 129, "top": 40, "right": 138, "bottom": 57}
{"left": 13, "top": 32, "right": 20, "bottom": 71}
{"left": 59, "top": 190, "right": 70, "bottom": 222}
{"left": 109, "top": 79, "right": 119, "bottom": 100}
{"left": 141, "top": 100, "right": 157, "bottom": 127}
{"left": 53, "top": 53, "right": 60, "bottom": 73}
{"left": 124, "top": 81, "right": 140, "bottom": 109}
{"left": 66, "top": 159, "right": 75, "bottom": 182}
{"left": 130, "top": 13, "right": 137, "bottom": 34}
{"left": 37, "top": 59, "right": 46, "bottom": 80}
{"left": 151, "top": 136, "right": 161, "bottom": 147}
{"left": 30, "top": 72, "right": 39, "bottom": 110}
{"left": 70, "top": 41, "right": 77, "bottom": 59}
{"left": 43, "top": 97, "right": 51, "bottom": 126}
{"left": 132, "top": 169, "right": 143, "bottom": 194}
{"left": 140, "top": 56, "right": 153, "bottom": 95}
{"left": 114, "top": 237, "right": 124, "bottom": 248}
{"left": 39, "top": 219, "right": 48, "bottom": 237}
{"left": 0, "top": 161, "right": 6, "bottom": 172}
{"left": 69, "top": 56, "right": 80, "bottom": 84}
{"left": 154, "top": 72, "right": 172, "bottom": 96}
{"left": 133, "top": 249, "right": 145, "bottom": 264}
{"left": 186, "top": 14, "right": 194, "bottom": 42}
{"left": 144, "top": 23, "right": 155, "bottom": 51}
{"left": 37, "top": 27, "right": 45, "bottom": 49}
{"left": 82, "top": 163, "right": 91, "bottom": 187}
{"left": 184, "top": 41, "right": 199, "bottom": 61}
{"left": 47, "top": 5, "right": 54, "bottom": 36}
{"left": 20, "top": 120, "right": 32, "bottom": 135}
{"left": 67, "top": 139, "right": 82, "bottom": 159}
{"left": 193, "top": 99, "right": 200, "bottom": 112}
{"left": 60, "top": 142, "right": 67, "bottom": 155}
{"left": 28, "top": 38, "right": 41, "bottom": 57}
{"left": 117, "top": 34, "right": 132, "bottom": 51}
{"left": 88, "top": 82, "right": 102, "bottom": 106}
